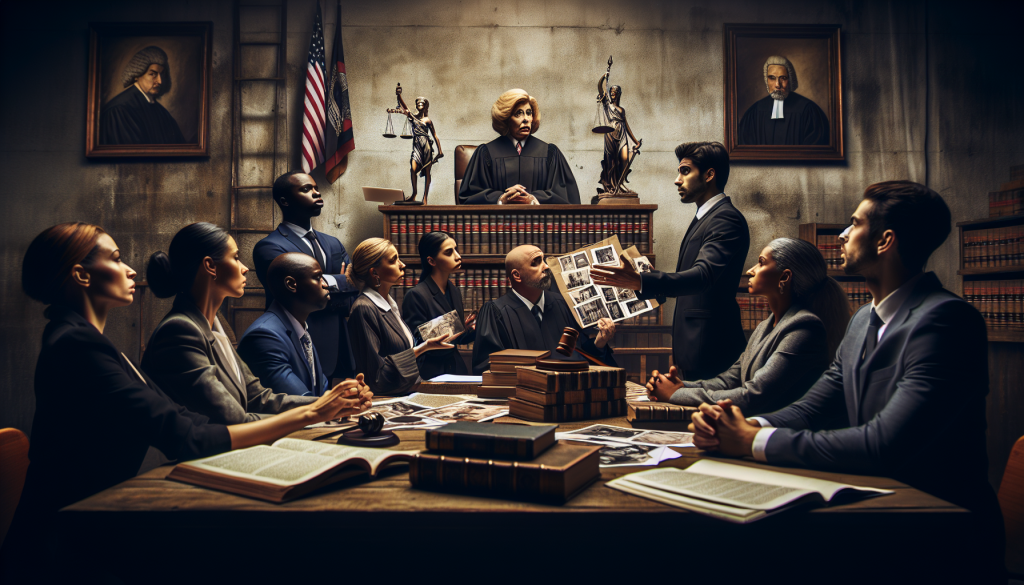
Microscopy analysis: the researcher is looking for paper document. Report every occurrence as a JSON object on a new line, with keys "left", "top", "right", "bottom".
{"left": 560, "top": 424, "right": 694, "bottom": 447}
{"left": 428, "top": 374, "right": 483, "bottom": 383}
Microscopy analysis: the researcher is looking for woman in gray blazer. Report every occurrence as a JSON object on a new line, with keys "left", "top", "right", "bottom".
{"left": 346, "top": 238, "right": 456, "bottom": 396}
{"left": 646, "top": 238, "right": 850, "bottom": 416}
{"left": 142, "top": 223, "right": 315, "bottom": 424}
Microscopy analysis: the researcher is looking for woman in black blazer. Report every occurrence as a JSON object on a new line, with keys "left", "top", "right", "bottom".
{"left": 2, "top": 223, "right": 370, "bottom": 579}
{"left": 401, "top": 232, "right": 477, "bottom": 380}
{"left": 346, "top": 238, "right": 454, "bottom": 395}
{"left": 142, "top": 223, "right": 314, "bottom": 424}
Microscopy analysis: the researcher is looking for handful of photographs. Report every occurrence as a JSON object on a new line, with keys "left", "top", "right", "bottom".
{"left": 416, "top": 310, "right": 466, "bottom": 343}
{"left": 308, "top": 393, "right": 509, "bottom": 431}
{"left": 556, "top": 423, "right": 693, "bottom": 468}
{"left": 548, "top": 235, "right": 659, "bottom": 329}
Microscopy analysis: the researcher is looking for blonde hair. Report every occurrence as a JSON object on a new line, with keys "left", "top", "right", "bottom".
{"left": 346, "top": 237, "right": 394, "bottom": 290}
{"left": 491, "top": 89, "right": 540, "bottom": 136}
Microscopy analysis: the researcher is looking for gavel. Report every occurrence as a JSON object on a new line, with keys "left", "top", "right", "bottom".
{"left": 352, "top": 411, "right": 385, "bottom": 435}
{"left": 556, "top": 327, "right": 580, "bottom": 356}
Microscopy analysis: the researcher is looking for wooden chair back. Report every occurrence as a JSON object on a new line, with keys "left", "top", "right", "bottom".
{"left": 453, "top": 145, "right": 478, "bottom": 203}
{"left": 1000, "top": 434, "right": 1024, "bottom": 577}
{"left": 0, "top": 428, "right": 30, "bottom": 548}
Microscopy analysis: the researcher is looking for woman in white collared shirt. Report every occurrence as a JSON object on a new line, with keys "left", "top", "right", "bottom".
{"left": 346, "top": 238, "right": 455, "bottom": 395}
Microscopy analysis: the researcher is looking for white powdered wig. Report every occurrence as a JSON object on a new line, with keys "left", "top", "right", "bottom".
{"left": 763, "top": 55, "right": 798, "bottom": 94}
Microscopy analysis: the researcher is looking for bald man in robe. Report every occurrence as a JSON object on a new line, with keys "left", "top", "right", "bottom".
{"left": 472, "top": 245, "right": 616, "bottom": 374}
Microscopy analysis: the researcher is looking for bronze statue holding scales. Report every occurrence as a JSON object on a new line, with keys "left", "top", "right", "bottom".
{"left": 382, "top": 83, "right": 443, "bottom": 205}
{"left": 594, "top": 56, "right": 642, "bottom": 204}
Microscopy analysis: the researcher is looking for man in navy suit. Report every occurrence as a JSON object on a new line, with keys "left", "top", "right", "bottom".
{"left": 689, "top": 181, "right": 1004, "bottom": 580}
{"left": 253, "top": 172, "right": 359, "bottom": 380}
{"left": 238, "top": 253, "right": 330, "bottom": 396}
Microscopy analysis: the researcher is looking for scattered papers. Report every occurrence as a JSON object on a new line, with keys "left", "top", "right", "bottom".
{"left": 428, "top": 374, "right": 483, "bottom": 383}
{"left": 558, "top": 435, "right": 682, "bottom": 467}
{"left": 559, "top": 424, "right": 694, "bottom": 447}
{"left": 417, "top": 402, "right": 509, "bottom": 423}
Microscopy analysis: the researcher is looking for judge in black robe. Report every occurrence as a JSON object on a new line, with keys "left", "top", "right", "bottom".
{"left": 458, "top": 88, "right": 581, "bottom": 205}
{"left": 737, "top": 92, "right": 829, "bottom": 146}
{"left": 100, "top": 86, "right": 187, "bottom": 145}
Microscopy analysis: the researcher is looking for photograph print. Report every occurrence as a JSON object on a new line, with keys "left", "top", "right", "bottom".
{"left": 600, "top": 286, "right": 618, "bottom": 303}
{"left": 87, "top": 22, "right": 212, "bottom": 157}
{"left": 417, "top": 403, "right": 509, "bottom": 423}
{"left": 569, "top": 285, "right": 600, "bottom": 306}
{"left": 417, "top": 310, "right": 465, "bottom": 342}
{"left": 631, "top": 431, "right": 695, "bottom": 446}
{"left": 598, "top": 444, "right": 658, "bottom": 467}
{"left": 563, "top": 269, "right": 592, "bottom": 291}
{"left": 575, "top": 298, "right": 610, "bottom": 327}
{"left": 568, "top": 424, "right": 643, "bottom": 440}
{"left": 615, "top": 287, "right": 637, "bottom": 302}
{"left": 558, "top": 255, "right": 576, "bottom": 272}
{"left": 724, "top": 23, "right": 843, "bottom": 160}
{"left": 591, "top": 245, "right": 617, "bottom": 266}
{"left": 573, "top": 252, "right": 591, "bottom": 269}
{"left": 633, "top": 256, "right": 653, "bottom": 274}
{"left": 625, "top": 299, "right": 650, "bottom": 315}
{"left": 607, "top": 302, "right": 625, "bottom": 321}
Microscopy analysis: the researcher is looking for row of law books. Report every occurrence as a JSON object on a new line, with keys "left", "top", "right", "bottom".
{"left": 390, "top": 213, "right": 650, "bottom": 256}
{"left": 840, "top": 280, "right": 873, "bottom": 315}
{"left": 989, "top": 189, "right": 1024, "bottom": 217}
{"left": 391, "top": 267, "right": 660, "bottom": 329}
{"left": 962, "top": 225, "right": 1023, "bottom": 268}
{"left": 815, "top": 234, "right": 844, "bottom": 269}
{"left": 736, "top": 292, "right": 770, "bottom": 332}
{"left": 964, "top": 280, "right": 1024, "bottom": 330}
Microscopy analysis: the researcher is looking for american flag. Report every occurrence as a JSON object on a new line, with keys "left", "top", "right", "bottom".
{"left": 301, "top": 3, "right": 327, "bottom": 174}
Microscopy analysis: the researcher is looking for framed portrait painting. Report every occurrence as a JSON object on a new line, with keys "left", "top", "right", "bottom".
{"left": 86, "top": 22, "right": 212, "bottom": 158}
{"left": 724, "top": 24, "right": 843, "bottom": 161}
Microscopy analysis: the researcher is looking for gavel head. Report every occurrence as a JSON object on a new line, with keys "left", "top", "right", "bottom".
{"left": 556, "top": 327, "right": 580, "bottom": 356}
{"left": 356, "top": 412, "right": 385, "bottom": 435}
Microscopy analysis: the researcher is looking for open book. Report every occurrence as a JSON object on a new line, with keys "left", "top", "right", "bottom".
{"left": 168, "top": 438, "right": 418, "bottom": 503}
{"left": 606, "top": 460, "right": 893, "bottom": 523}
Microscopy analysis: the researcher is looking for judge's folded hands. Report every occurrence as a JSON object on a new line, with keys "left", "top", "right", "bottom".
{"left": 645, "top": 365, "right": 684, "bottom": 402}
{"left": 306, "top": 373, "right": 374, "bottom": 424}
{"left": 498, "top": 184, "right": 537, "bottom": 205}
{"left": 688, "top": 399, "right": 762, "bottom": 457}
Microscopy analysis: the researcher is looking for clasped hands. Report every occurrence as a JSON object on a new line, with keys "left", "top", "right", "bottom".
{"left": 308, "top": 373, "right": 374, "bottom": 423}
{"left": 498, "top": 185, "right": 538, "bottom": 205}
{"left": 688, "top": 399, "right": 762, "bottom": 458}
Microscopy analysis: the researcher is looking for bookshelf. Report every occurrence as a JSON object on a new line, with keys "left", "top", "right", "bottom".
{"left": 798, "top": 223, "right": 872, "bottom": 315}
{"left": 957, "top": 213, "right": 1024, "bottom": 344}
{"left": 378, "top": 204, "right": 665, "bottom": 382}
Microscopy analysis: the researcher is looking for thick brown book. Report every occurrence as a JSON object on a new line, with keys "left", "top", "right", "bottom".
{"left": 515, "top": 385, "right": 626, "bottom": 406}
{"left": 425, "top": 421, "right": 555, "bottom": 459}
{"left": 481, "top": 370, "right": 518, "bottom": 386}
{"left": 167, "top": 438, "right": 417, "bottom": 503}
{"left": 475, "top": 385, "right": 517, "bottom": 398}
{"left": 489, "top": 349, "right": 550, "bottom": 366}
{"left": 627, "top": 402, "right": 698, "bottom": 431}
{"left": 409, "top": 442, "right": 601, "bottom": 503}
{"left": 516, "top": 365, "right": 627, "bottom": 393}
{"left": 509, "top": 397, "right": 628, "bottom": 422}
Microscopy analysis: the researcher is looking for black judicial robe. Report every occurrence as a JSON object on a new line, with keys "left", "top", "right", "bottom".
{"left": 472, "top": 291, "right": 615, "bottom": 374}
{"left": 737, "top": 92, "right": 829, "bottom": 146}
{"left": 100, "top": 87, "right": 187, "bottom": 145}
{"left": 457, "top": 136, "right": 581, "bottom": 204}
{"left": 402, "top": 277, "right": 477, "bottom": 380}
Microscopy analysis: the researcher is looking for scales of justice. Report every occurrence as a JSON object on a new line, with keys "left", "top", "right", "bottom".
{"left": 592, "top": 56, "right": 643, "bottom": 205}
{"left": 381, "top": 83, "right": 443, "bottom": 205}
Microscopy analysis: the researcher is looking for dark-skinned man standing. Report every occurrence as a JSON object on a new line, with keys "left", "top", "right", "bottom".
{"left": 592, "top": 141, "right": 749, "bottom": 381}
{"left": 253, "top": 172, "right": 359, "bottom": 380}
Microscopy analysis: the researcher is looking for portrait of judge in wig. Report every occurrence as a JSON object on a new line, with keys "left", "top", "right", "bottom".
{"left": 737, "top": 55, "right": 830, "bottom": 146}
{"left": 100, "top": 45, "right": 187, "bottom": 145}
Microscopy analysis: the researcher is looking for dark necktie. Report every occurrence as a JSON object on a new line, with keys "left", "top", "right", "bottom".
{"left": 304, "top": 231, "right": 327, "bottom": 271}
{"left": 862, "top": 309, "right": 883, "bottom": 363}
{"left": 531, "top": 305, "right": 543, "bottom": 326}
{"left": 300, "top": 332, "right": 316, "bottom": 394}
{"left": 516, "top": 142, "right": 522, "bottom": 155}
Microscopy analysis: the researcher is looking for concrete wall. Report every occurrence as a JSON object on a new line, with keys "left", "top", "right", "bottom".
{"left": 2, "top": 0, "right": 1022, "bottom": 440}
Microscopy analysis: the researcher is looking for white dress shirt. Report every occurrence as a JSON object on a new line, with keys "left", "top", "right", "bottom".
{"left": 749, "top": 272, "right": 927, "bottom": 461}
{"left": 280, "top": 221, "right": 338, "bottom": 287}
{"left": 210, "top": 317, "right": 243, "bottom": 387}
{"left": 363, "top": 289, "right": 424, "bottom": 351}
{"left": 498, "top": 136, "right": 539, "bottom": 206}
{"left": 511, "top": 289, "right": 544, "bottom": 319}
{"left": 271, "top": 300, "right": 317, "bottom": 393}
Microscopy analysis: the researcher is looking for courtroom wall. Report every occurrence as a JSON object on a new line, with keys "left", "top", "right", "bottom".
{"left": 1, "top": 0, "right": 1022, "bottom": 436}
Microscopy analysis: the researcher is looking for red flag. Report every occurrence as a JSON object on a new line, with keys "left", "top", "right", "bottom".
{"left": 324, "top": 3, "right": 354, "bottom": 183}
{"left": 300, "top": 3, "right": 326, "bottom": 174}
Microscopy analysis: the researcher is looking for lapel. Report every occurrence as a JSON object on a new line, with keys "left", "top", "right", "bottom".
{"left": 844, "top": 304, "right": 872, "bottom": 424}
{"left": 500, "top": 293, "right": 543, "bottom": 350}
{"left": 425, "top": 276, "right": 454, "bottom": 314}
{"left": 267, "top": 303, "right": 314, "bottom": 384}
{"left": 174, "top": 297, "right": 247, "bottom": 400}
{"left": 743, "top": 307, "right": 794, "bottom": 381}
{"left": 677, "top": 199, "right": 726, "bottom": 270}
{"left": 276, "top": 225, "right": 312, "bottom": 256}
{"left": 376, "top": 294, "right": 412, "bottom": 350}
{"left": 311, "top": 229, "right": 334, "bottom": 273}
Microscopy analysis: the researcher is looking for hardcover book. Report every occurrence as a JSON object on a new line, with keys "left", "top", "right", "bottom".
{"left": 409, "top": 442, "right": 601, "bottom": 503}
{"left": 508, "top": 397, "right": 628, "bottom": 422}
{"left": 481, "top": 370, "right": 519, "bottom": 386}
{"left": 425, "top": 421, "right": 556, "bottom": 459}
{"left": 516, "top": 365, "right": 627, "bottom": 393}
{"left": 627, "top": 402, "right": 698, "bottom": 431}
{"left": 515, "top": 385, "right": 626, "bottom": 406}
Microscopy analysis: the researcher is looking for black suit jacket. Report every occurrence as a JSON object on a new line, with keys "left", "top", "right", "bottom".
{"left": 762, "top": 273, "right": 1001, "bottom": 527}
{"left": 401, "top": 277, "right": 477, "bottom": 380}
{"left": 253, "top": 225, "right": 359, "bottom": 379}
{"left": 638, "top": 197, "right": 749, "bottom": 380}
{"left": 472, "top": 291, "right": 616, "bottom": 375}
{"left": 347, "top": 292, "right": 421, "bottom": 396}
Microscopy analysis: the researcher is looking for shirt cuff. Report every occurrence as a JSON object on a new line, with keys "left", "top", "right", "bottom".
{"left": 497, "top": 200, "right": 504, "bottom": 206}
{"left": 751, "top": 427, "right": 777, "bottom": 462}
{"left": 323, "top": 274, "right": 338, "bottom": 288}
{"left": 750, "top": 417, "right": 772, "bottom": 427}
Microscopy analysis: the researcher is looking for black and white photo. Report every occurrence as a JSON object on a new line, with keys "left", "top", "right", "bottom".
{"left": 573, "top": 252, "right": 591, "bottom": 269}
{"left": 625, "top": 298, "right": 650, "bottom": 315}
{"left": 607, "top": 302, "right": 625, "bottom": 321}
{"left": 563, "top": 268, "right": 592, "bottom": 290}
{"left": 575, "top": 297, "right": 609, "bottom": 327}
{"left": 600, "top": 286, "right": 618, "bottom": 303}
{"left": 591, "top": 245, "right": 617, "bottom": 266}
{"left": 616, "top": 287, "right": 637, "bottom": 302}
{"left": 569, "top": 285, "right": 599, "bottom": 305}
{"left": 558, "top": 255, "right": 575, "bottom": 272}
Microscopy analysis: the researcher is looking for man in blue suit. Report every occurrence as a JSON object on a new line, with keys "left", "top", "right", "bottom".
{"left": 689, "top": 181, "right": 1004, "bottom": 580}
{"left": 253, "top": 171, "right": 359, "bottom": 380}
{"left": 239, "top": 253, "right": 330, "bottom": 396}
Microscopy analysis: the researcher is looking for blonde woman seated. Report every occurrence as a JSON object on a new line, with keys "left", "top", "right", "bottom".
{"left": 646, "top": 238, "right": 849, "bottom": 416}
{"left": 346, "top": 238, "right": 455, "bottom": 395}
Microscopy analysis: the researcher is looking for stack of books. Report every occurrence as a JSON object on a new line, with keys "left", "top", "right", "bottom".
{"left": 478, "top": 349, "right": 550, "bottom": 398}
{"left": 964, "top": 280, "right": 1024, "bottom": 330}
{"left": 627, "top": 402, "right": 697, "bottom": 431}
{"left": 409, "top": 422, "right": 601, "bottom": 503}
{"left": 508, "top": 365, "right": 628, "bottom": 422}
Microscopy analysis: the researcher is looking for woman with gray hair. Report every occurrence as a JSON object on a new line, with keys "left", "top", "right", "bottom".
{"left": 646, "top": 238, "right": 849, "bottom": 416}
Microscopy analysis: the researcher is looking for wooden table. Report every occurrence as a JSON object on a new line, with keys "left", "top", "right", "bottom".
{"left": 60, "top": 416, "right": 981, "bottom": 584}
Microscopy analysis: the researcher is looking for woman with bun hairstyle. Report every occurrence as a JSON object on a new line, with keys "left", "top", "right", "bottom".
{"left": 142, "top": 222, "right": 322, "bottom": 424}
{"left": 401, "top": 231, "right": 477, "bottom": 380}
{"left": 646, "top": 237, "right": 850, "bottom": 416}
{"left": 4, "top": 223, "right": 370, "bottom": 578}
{"left": 347, "top": 238, "right": 456, "bottom": 395}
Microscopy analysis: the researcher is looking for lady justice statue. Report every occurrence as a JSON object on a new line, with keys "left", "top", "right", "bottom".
{"left": 388, "top": 84, "right": 443, "bottom": 204}
{"left": 595, "top": 56, "right": 642, "bottom": 202}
